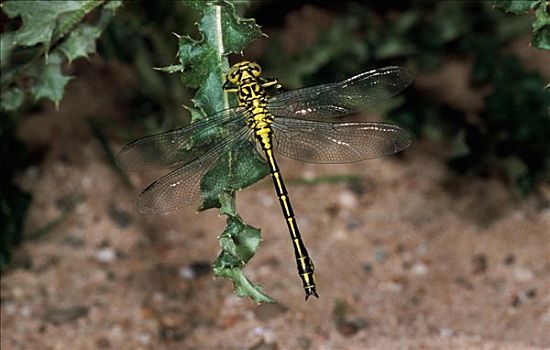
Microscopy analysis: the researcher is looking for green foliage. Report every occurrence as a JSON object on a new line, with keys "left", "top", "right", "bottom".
{"left": 99, "top": 1, "right": 192, "bottom": 137}
{"left": 0, "top": 0, "right": 122, "bottom": 111}
{"left": 495, "top": 0, "right": 550, "bottom": 50}
{"left": 384, "top": 2, "right": 550, "bottom": 194}
{"left": 396, "top": 53, "right": 550, "bottom": 194}
{"left": 466, "top": 56, "right": 550, "bottom": 193}
{"left": 160, "top": 0, "right": 273, "bottom": 302}
{"left": 531, "top": 1, "right": 550, "bottom": 49}
{"left": 494, "top": 0, "right": 550, "bottom": 50}
{"left": 172, "top": 0, "right": 262, "bottom": 116}
{"left": 212, "top": 193, "right": 275, "bottom": 303}
{"left": 0, "top": 115, "right": 31, "bottom": 271}
{"left": 0, "top": 0, "right": 121, "bottom": 270}
{"left": 494, "top": 1, "right": 538, "bottom": 14}
{"left": 262, "top": 1, "right": 548, "bottom": 194}
{"left": 199, "top": 141, "right": 269, "bottom": 210}
{"left": 266, "top": 1, "right": 533, "bottom": 86}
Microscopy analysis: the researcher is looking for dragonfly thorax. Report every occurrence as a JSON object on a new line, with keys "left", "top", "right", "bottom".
{"left": 238, "top": 83, "right": 268, "bottom": 107}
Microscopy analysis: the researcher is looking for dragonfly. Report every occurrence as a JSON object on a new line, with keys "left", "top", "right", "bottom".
{"left": 117, "top": 61, "right": 413, "bottom": 300}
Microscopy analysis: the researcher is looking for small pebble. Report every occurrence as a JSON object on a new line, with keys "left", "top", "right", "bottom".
{"left": 250, "top": 327, "right": 266, "bottom": 337}
{"left": 178, "top": 261, "right": 211, "bottom": 280}
{"left": 96, "top": 337, "right": 110, "bottom": 349}
{"left": 62, "top": 236, "right": 86, "bottom": 247}
{"left": 411, "top": 262, "right": 429, "bottom": 276}
{"left": 108, "top": 205, "right": 133, "bottom": 229}
{"left": 159, "top": 326, "right": 185, "bottom": 342}
{"left": 455, "top": 276, "right": 474, "bottom": 290}
{"left": 11, "top": 253, "right": 33, "bottom": 270}
{"left": 511, "top": 294, "right": 522, "bottom": 307}
{"left": 374, "top": 248, "right": 388, "bottom": 263}
{"left": 363, "top": 262, "right": 373, "bottom": 273}
{"left": 410, "top": 295, "right": 421, "bottom": 305}
{"left": 179, "top": 266, "right": 195, "bottom": 280}
{"left": 249, "top": 339, "right": 279, "bottom": 350}
{"left": 346, "top": 219, "right": 361, "bottom": 230}
{"left": 20, "top": 306, "right": 32, "bottom": 318}
{"left": 135, "top": 333, "right": 152, "bottom": 346}
{"left": 381, "top": 281, "right": 403, "bottom": 293}
{"left": 4, "top": 303, "right": 17, "bottom": 316}
{"left": 338, "top": 191, "right": 357, "bottom": 209}
{"left": 526, "top": 288, "right": 537, "bottom": 299}
{"left": 347, "top": 181, "right": 366, "bottom": 196}
{"left": 81, "top": 176, "right": 93, "bottom": 190}
{"left": 439, "top": 328, "right": 454, "bottom": 338}
{"left": 95, "top": 247, "right": 117, "bottom": 263}
{"left": 296, "top": 336, "right": 311, "bottom": 350}
{"left": 472, "top": 254, "right": 488, "bottom": 274}
{"left": 512, "top": 267, "right": 534, "bottom": 282}
{"left": 503, "top": 253, "right": 515, "bottom": 266}
{"left": 415, "top": 244, "right": 428, "bottom": 256}
{"left": 254, "top": 303, "right": 288, "bottom": 322}
{"left": 395, "top": 244, "right": 406, "bottom": 254}
{"left": 45, "top": 305, "right": 88, "bottom": 324}
{"left": 55, "top": 194, "right": 79, "bottom": 211}
{"left": 336, "top": 317, "right": 367, "bottom": 337}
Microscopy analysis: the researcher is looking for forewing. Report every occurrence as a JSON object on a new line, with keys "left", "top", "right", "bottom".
{"left": 136, "top": 128, "right": 254, "bottom": 214}
{"left": 117, "top": 107, "right": 247, "bottom": 171}
{"left": 267, "top": 66, "right": 413, "bottom": 120}
{"left": 272, "top": 118, "right": 412, "bottom": 164}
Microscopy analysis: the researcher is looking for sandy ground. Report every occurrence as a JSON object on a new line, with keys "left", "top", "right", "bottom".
{"left": 2, "top": 63, "right": 550, "bottom": 350}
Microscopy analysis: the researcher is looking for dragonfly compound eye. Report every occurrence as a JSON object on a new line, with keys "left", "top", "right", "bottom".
{"left": 250, "top": 62, "right": 262, "bottom": 77}
{"left": 227, "top": 69, "right": 240, "bottom": 84}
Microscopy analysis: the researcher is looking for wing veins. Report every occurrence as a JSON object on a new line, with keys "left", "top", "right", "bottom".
{"left": 117, "top": 107, "right": 246, "bottom": 171}
{"left": 136, "top": 127, "right": 252, "bottom": 214}
{"left": 272, "top": 118, "right": 412, "bottom": 163}
{"left": 267, "top": 66, "right": 413, "bottom": 120}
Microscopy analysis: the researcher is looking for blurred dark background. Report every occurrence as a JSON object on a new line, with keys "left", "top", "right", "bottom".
{"left": 1, "top": 2, "right": 549, "bottom": 347}
{"left": 2, "top": 0, "right": 549, "bottom": 272}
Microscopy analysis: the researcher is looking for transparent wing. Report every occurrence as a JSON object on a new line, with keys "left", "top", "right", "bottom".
{"left": 117, "top": 107, "right": 247, "bottom": 171}
{"left": 136, "top": 129, "right": 257, "bottom": 214}
{"left": 272, "top": 117, "right": 412, "bottom": 164}
{"left": 267, "top": 66, "right": 413, "bottom": 120}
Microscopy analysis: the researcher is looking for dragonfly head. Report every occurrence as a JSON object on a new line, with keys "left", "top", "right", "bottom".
{"left": 227, "top": 61, "right": 262, "bottom": 84}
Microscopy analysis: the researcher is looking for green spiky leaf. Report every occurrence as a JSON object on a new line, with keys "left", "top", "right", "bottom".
{"left": 532, "top": 2, "right": 550, "bottom": 49}
{"left": 58, "top": 24, "right": 102, "bottom": 63}
{"left": 196, "top": 1, "right": 264, "bottom": 55}
{"left": 494, "top": 0, "right": 550, "bottom": 50}
{"left": 212, "top": 195, "right": 275, "bottom": 303}
{"left": 493, "top": 0, "right": 538, "bottom": 14}
{"left": 199, "top": 141, "right": 269, "bottom": 210}
{"left": 2, "top": 0, "right": 86, "bottom": 48}
{"left": 171, "top": 1, "right": 271, "bottom": 302}
{"left": 0, "top": 32, "right": 17, "bottom": 69}
{"left": 0, "top": 87, "right": 24, "bottom": 111}
{"left": 27, "top": 52, "right": 72, "bottom": 106}
{"left": 0, "top": 0, "right": 121, "bottom": 110}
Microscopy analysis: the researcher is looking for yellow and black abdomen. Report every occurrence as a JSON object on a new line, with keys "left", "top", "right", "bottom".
{"left": 262, "top": 145, "right": 318, "bottom": 299}
{"left": 233, "top": 76, "right": 319, "bottom": 299}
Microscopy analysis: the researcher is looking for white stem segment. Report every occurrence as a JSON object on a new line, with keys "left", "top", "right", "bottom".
{"left": 214, "top": 4, "right": 230, "bottom": 110}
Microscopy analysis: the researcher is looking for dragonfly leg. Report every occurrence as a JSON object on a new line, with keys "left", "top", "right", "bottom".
{"left": 260, "top": 78, "right": 281, "bottom": 90}
{"left": 222, "top": 80, "right": 239, "bottom": 92}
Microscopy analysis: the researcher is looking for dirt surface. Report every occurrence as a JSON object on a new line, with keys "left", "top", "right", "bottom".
{"left": 2, "top": 62, "right": 550, "bottom": 350}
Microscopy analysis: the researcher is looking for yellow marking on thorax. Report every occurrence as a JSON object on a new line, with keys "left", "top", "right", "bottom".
{"left": 237, "top": 79, "right": 273, "bottom": 150}
{"left": 227, "top": 61, "right": 319, "bottom": 299}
